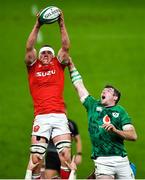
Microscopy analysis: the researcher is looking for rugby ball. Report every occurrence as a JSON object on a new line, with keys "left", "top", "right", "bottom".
{"left": 38, "top": 6, "right": 60, "bottom": 24}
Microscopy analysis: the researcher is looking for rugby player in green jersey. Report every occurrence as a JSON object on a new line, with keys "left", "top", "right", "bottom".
{"left": 67, "top": 57, "right": 137, "bottom": 179}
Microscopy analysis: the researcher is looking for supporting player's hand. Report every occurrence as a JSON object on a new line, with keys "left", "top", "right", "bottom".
{"left": 102, "top": 123, "right": 117, "bottom": 133}
{"left": 65, "top": 155, "right": 77, "bottom": 171}
{"left": 27, "top": 155, "right": 39, "bottom": 170}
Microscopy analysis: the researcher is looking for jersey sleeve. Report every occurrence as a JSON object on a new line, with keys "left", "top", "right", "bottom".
{"left": 120, "top": 107, "right": 132, "bottom": 126}
{"left": 83, "top": 95, "right": 96, "bottom": 111}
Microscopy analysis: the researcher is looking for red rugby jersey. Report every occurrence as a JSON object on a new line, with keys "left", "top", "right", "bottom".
{"left": 27, "top": 57, "right": 66, "bottom": 116}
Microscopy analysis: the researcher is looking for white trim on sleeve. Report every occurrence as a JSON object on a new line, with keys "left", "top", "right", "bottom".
{"left": 122, "top": 124, "right": 133, "bottom": 130}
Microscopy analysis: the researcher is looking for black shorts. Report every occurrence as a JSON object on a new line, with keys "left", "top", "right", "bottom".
{"left": 45, "top": 151, "right": 61, "bottom": 171}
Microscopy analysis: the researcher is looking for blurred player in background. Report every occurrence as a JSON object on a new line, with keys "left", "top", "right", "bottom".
{"left": 44, "top": 118, "right": 82, "bottom": 179}
{"left": 24, "top": 10, "right": 72, "bottom": 179}
{"left": 67, "top": 57, "right": 137, "bottom": 179}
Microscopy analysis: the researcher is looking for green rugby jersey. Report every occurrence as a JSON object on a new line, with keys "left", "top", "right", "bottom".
{"left": 83, "top": 95, "right": 132, "bottom": 159}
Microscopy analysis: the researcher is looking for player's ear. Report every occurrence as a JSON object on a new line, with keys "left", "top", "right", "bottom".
{"left": 114, "top": 95, "right": 118, "bottom": 101}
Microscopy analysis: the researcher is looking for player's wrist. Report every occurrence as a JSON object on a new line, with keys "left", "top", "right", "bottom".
{"left": 35, "top": 22, "right": 41, "bottom": 29}
{"left": 77, "top": 152, "right": 82, "bottom": 155}
{"left": 115, "top": 128, "right": 120, "bottom": 134}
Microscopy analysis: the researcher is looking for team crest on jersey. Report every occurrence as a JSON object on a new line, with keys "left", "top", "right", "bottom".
{"left": 33, "top": 125, "right": 40, "bottom": 132}
{"left": 112, "top": 112, "right": 119, "bottom": 118}
{"left": 96, "top": 107, "right": 103, "bottom": 112}
{"left": 103, "top": 115, "right": 111, "bottom": 124}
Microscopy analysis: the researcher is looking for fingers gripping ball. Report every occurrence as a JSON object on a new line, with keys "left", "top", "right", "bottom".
{"left": 38, "top": 6, "right": 60, "bottom": 24}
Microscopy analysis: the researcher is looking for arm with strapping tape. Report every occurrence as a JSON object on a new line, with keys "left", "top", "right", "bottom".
{"left": 68, "top": 57, "right": 89, "bottom": 103}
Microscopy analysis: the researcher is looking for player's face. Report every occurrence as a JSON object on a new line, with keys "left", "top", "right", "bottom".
{"left": 101, "top": 88, "right": 117, "bottom": 107}
{"left": 39, "top": 50, "right": 53, "bottom": 65}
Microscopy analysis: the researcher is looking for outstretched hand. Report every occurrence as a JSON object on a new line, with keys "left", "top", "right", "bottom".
{"left": 58, "top": 9, "right": 64, "bottom": 25}
{"left": 35, "top": 11, "right": 43, "bottom": 27}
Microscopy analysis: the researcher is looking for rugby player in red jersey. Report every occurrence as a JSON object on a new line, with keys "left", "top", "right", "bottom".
{"left": 24, "top": 10, "right": 71, "bottom": 179}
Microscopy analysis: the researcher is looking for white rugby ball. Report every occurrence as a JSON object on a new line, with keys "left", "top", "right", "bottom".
{"left": 39, "top": 6, "right": 60, "bottom": 24}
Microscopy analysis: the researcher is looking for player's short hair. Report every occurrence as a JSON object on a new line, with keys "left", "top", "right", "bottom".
{"left": 104, "top": 85, "right": 121, "bottom": 104}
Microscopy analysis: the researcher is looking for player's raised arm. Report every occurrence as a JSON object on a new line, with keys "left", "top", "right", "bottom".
{"left": 68, "top": 57, "right": 89, "bottom": 103}
{"left": 57, "top": 10, "right": 70, "bottom": 64}
{"left": 25, "top": 17, "right": 42, "bottom": 66}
